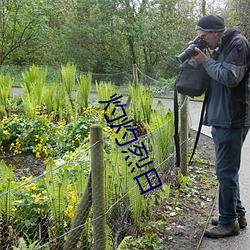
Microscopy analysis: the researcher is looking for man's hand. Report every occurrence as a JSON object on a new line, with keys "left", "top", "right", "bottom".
{"left": 192, "top": 47, "right": 207, "bottom": 64}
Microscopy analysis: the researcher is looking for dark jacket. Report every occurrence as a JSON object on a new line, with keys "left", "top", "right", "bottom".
{"left": 203, "top": 26, "right": 250, "bottom": 128}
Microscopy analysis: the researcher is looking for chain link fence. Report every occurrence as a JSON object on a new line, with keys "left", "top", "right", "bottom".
{"left": 0, "top": 65, "right": 190, "bottom": 249}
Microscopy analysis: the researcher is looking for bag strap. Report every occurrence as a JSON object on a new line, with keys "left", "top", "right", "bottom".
{"left": 174, "top": 80, "right": 208, "bottom": 168}
{"left": 189, "top": 91, "right": 208, "bottom": 164}
{"left": 174, "top": 80, "right": 180, "bottom": 168}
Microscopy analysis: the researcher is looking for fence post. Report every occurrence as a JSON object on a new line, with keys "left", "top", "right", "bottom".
{"left": 63, "top": 175, "right": 92, "bottom": 250}
{"left": 133, "top": 64, "right": 138, "bottom": 86}
{"left": 126, "top": 64, "right": 138, "bottom": 107}
{"left": 91, "top": 124, "right": 106, "bottom": 250}
{"left": 180, "top": 94, "right": 188, "bottom": 176}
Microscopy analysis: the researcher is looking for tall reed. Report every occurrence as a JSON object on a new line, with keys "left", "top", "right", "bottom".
{"left": 96, "top": 81, "right": 117, "bottom": 122}
{"left": 60, "top": 63, "right": 76, "bottom": 102}
{"left": 145, "top": 100, "right": 174, "bottom": 165}
{"left": 43, "top": 84, "right": 56, "bottom": 114}
{"left": 21, "top": 65, "right": 47, "bottom": 118}
{"left": 128, "top": 84, "right": 152, "bottom": 123}
{"left": 52, "top": 82, "right": 73, "bottom": 122}
{"left": 76, "top": 72, "right": 92, "bottom": 112}
{"left": 0, "top": 73, "right": 12, "bottom": 116}
{"left": 43, "top": 159, "right": 68, "bottom": 233}
{"left": 0, "top": 161, "right": 14, "bottom": 222}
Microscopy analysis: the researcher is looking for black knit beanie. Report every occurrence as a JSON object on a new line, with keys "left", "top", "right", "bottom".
{"left": 195, "top": 15, "right": 225, "bottom": 32}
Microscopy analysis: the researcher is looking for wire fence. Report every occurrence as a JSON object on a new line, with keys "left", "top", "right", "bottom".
{"left": 0, "top": 66, "right": 190, "bottom": 249}
{"left": 0, "top": 64, "right": 175, "bottom": 96}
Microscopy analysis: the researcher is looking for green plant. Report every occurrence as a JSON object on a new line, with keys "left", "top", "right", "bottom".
{"left": 43, "top": 84, "right": 56, "bottom": 114}
{"left": 21, "top": 65, "right": 47, "bottom": 118}
{"left": 157, "top": 183, "right": 171, "bottom": 204}
{"left": 60, "top": 62, "right": 76, "bottom": 102}
{"left": 178, "top": 173, "right": 191, "bottom": 189}
{"left": 13, "top": 233, "right": 49, "bottom": 250}
{"left": 0, "top": 73, "right": 12, "bottom": 117}
{"left": 76, "top": 72, "right": 92, "bottom": 111}
{"left": 117, "top": 233, "right": 163, "bottom": 250}
{"left": 172, "top": 190, "right": 180, "bottom": 210}
{"left": 12, "top": 176, "right": 49, "bottom": 241}
{"left": 129, "top": 83, "right": 153, "bottom": 126}
{"left": 96, "top": 81, "right": 118, "bottom": 124}
{"left": 43, "top": 159, "right": 68, "bottom": 224}
{"left": 0, "top": 161, "right": 15, "bottom": 222}
{"left": 145, "top": 100, "right": 174, "bottom": 165}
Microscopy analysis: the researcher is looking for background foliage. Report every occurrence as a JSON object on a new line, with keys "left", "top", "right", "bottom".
{"left": 1, "top": 0, "right": 248, "bottom": 80}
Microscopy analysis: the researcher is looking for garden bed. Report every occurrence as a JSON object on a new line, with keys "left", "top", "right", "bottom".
{"left": 113, "top": 130, "right": 217, "bottom": 250}
{"left": 161, "top": 131, "right": 217, "bottom": 250}
{"left": 0, "top": 125, "right": 217, "bottom": 250}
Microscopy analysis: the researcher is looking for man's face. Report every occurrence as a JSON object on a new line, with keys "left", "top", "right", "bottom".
{"left": 196, "top": 30, "right": 221, "bottom": 49}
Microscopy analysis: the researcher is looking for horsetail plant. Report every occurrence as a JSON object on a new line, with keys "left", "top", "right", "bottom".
{"left": 43, "top": 159, "right": 69, "bottom": 238}
{"left": 0, "top": 73, "right": 12, "bottom": 117}
{"left": 60, "top": 63, "right": 76, "bottom": 103}
{"left": 128, "top": 83, "right": 153, "bottom": 135}
{"left": 96, "top": 81, "right": 118, "bottom": 123}
{"left": 43, "top": 84, "right": 56, "bottom": 114}
{"left": 0, "top": 161, "right": 14, "bottom": 223}
{"left": 145, "top": 100, "right": 174, "bottom": 165}
{"left": 21, "top": 65, "right": 47, "bottom": 118}
{"left": 76, "top": 72, "right": 92, "bottom": 113}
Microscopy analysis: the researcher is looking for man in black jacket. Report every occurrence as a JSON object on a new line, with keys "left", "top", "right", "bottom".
{"left": 192, "top": 15, "right": 250, "bottom": 238}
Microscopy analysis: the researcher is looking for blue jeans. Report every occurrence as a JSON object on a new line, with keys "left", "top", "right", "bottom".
{"left": 211, "top": 126, "right": 249, "bottom": 225}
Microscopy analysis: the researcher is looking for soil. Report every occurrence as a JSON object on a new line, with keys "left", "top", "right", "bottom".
{"left": 159, "top": 130, "right": 217, "bottom": 250}
{"left": 0, "top": 152, "right": 45, "bottom": 180}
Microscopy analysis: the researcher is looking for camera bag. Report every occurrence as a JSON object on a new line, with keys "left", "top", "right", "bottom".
{"left": 174, "top": 58, "right": 210, "bottom": 168}
{"left": 175, "top": 58, "right": 209, "bottom": 97}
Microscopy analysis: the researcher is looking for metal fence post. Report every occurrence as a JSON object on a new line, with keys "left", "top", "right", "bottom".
{"left": 91, "top": 124, "right": 106, "bottom": 250}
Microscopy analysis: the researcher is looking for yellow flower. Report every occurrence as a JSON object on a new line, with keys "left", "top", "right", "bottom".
{"left": 36, "top": 152, "right": 41, "bottom": 159}
{"left": 71, "top": 195, "right": 76, "bottom": 204}
{"left": 43, "top": 147, "right": 49, "bottom": 157}
{"left": 14, "top": 149, "right": 22, "bottom": 155}
{"left": 26, "top": 183, "right": 37, "bottom": 191}
{"left": 12, "top": 207, "right": 17, "bottom": 212}
{"left": 32, "top": 193, "right": 42, "bottom": 201}
{"left": 3, "top": 130, "right": 9, "bottom": 135}
{"left": 65, "top": 205, "right": 74, "bottom": 218}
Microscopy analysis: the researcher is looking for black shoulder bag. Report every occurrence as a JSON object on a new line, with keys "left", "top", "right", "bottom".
{"left": 175, "top": 58, "right": 208, "bottom": 97}
{"left": 174, "top": 58, "right": 210, "bottom": 168}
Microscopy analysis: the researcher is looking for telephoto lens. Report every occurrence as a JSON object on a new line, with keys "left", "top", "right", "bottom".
{"left": 176, "top": 36, "right": 208, "bottom": 63}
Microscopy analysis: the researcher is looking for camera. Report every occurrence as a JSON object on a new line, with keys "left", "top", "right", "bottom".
{"left": 176, "top": 36, "right": 208, "bottom": 63}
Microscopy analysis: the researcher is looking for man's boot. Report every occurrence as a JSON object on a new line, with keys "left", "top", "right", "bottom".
{"left": 204, "top": 222, "right": 240, "bottom": 238}
{"left": 211, "top": 214, "right": 247, "bottom": 229}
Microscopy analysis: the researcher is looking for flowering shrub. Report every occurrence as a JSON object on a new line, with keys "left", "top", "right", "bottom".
{"left": 0, "top": 105, "right": 101, "bottom": 158}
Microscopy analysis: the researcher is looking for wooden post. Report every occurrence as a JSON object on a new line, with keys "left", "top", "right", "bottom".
{"left": 91, "top": 124, "right": 106, "bottom": 250}
{"left": 133, "top": 63, "right": 138, "bottom": 86}
{"left": 180, "top": 94, "right": 188, "bottom": 176}
{"left": 126, "top": 64, "right": 138, "bottom": 107}
{"left": 63, "top": 175, "right": 92, "bottom": 250}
